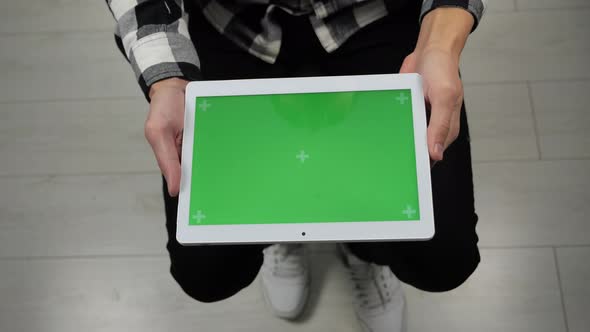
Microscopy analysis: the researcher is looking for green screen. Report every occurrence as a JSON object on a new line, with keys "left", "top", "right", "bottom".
{"left": 189, "top": 89, "right": 420, "bottom": 226}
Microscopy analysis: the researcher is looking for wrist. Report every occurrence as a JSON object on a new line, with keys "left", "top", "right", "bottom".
{"left": 416, "top": 7, "right": 474, "bottom": 60}
{"left": 149, "top": 77, "right": 189, "bottom": 99}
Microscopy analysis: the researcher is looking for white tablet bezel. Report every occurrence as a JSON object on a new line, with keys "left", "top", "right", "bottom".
{"left": 177, "top": 73, "right": 434, "bottom": 245}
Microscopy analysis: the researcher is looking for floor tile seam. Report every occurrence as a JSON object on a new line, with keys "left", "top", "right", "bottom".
{"left": 552, "top": 247, "right": 571, "bottom": 332}
{"left": 526, "top": 81, "right": 543, "bottom": 159}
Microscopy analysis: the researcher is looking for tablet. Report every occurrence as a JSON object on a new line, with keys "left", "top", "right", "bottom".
{"left": 177, "top": 74, "right": 434, "bottom": 245}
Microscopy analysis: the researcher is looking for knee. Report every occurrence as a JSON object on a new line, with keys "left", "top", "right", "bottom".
{"left": 164, "top": 243, "right": 265, "bottom": 303}
{"left": 406, "top": 249, "right": 481, "bottom": 293}
{"left": 415, "top": 262, "right": 479, "bottom": 293}
{"left": 170, "top": 265, "right": 257, "bottom": 303}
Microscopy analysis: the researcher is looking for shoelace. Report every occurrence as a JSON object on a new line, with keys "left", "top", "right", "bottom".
{"left": 349, "top": 261, "right": 398, "bottom": 312}
{"left": 263, "top": 244, "right": 305, "bottom": 278}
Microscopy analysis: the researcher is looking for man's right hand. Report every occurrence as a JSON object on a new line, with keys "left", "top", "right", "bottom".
{"left": 145, "top": 78, "right": 189, "bottom": 197}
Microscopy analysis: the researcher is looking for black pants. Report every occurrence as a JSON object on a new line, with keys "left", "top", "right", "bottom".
{"left": 163, "top": 3, "right": 480, "bottom": 303}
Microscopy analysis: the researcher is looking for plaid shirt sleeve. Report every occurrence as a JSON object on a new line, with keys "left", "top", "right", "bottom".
{"left": 420, "top": 0, "right": 487, "bottom": 31}
{"left": 107, "top": 0, "right": 202, "bottom": 98}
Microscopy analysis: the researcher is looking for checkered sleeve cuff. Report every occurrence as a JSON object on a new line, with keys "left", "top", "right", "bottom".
{"left": 420, "top": 0, "right": 487, "bottom": 31}
{"left": 108, "top": 0, "right": 202, "bottom": 99}
{"left": 128, "top": 31, "right": 202, "bottom": 99}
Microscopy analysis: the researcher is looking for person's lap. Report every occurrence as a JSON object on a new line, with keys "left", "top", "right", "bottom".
{"left": 163, "top": 4, "right": 480, "bottom": 302}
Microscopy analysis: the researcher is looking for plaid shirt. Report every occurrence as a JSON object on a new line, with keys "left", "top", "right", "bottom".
{"left": 107, "top": 0, "right": 487, "bottom": 97}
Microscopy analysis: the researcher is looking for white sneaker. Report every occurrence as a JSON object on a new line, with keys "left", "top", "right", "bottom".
{"left": 340, "top": 244, "right": 406, "bottom": 332}
{"left": 260, "top": 243, "right": 310, "bottom": 319}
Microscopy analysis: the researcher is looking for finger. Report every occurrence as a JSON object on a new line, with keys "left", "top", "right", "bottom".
{"left": 427, "top": 99, "right": 454, "bottom": 161}
{"left": 146, "top": 128, "right": 182, "bottom": 197}
{"left": 399, "top": 53, "right": 417, "bottom": 74}
{"left": 444, "top": 106, "right": 461, "bottom": 150}
{"left": 156, "top": 137, "right": 182, "bottom": 197}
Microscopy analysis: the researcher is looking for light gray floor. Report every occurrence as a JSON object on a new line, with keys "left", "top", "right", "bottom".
{"left": 1, "top": 1, "right": 589, "bottom": 331}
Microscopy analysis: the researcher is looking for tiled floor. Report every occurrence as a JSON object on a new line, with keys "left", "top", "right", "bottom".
{"left": 0, "top": 1, "right": 588, "bottom": 331}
